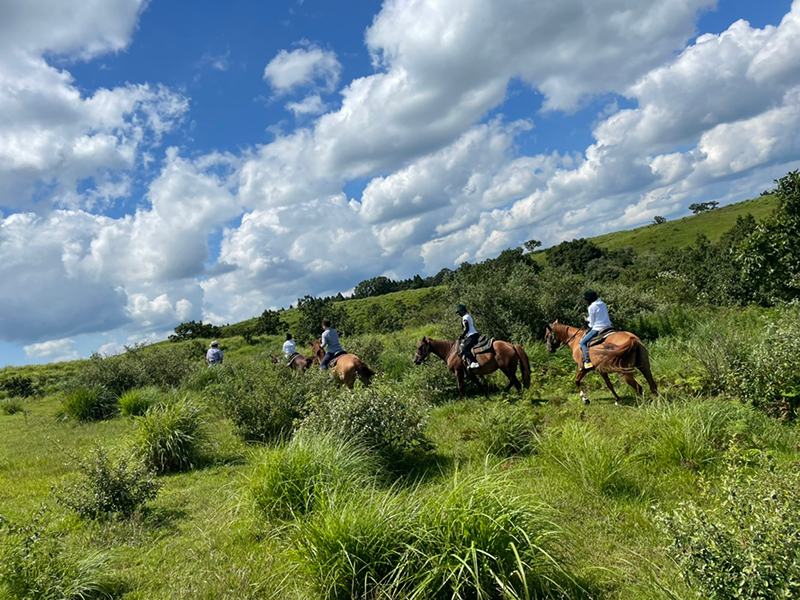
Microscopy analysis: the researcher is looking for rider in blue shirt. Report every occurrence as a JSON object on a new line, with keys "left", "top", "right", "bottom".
{"left": 319, "top": 319, "right": 344, "bottom": 370}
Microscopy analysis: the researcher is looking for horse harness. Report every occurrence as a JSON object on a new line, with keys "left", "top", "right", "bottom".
{"left": 327, "top": 350, "right": 348, "bottom": 368}
{"left": 587, "top": 327, "right": 617, "bottom": 348}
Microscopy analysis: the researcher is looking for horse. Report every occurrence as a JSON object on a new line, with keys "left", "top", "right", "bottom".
{"left": 544, "top": 320, "right": 658, "bottom": 405}
{"left": 311, "top": 340, "right": 376, "bottom": 389}
{"left": 270, "top": 352, "right": 315, "bottom": 371}
{"left": 413, "top": 336, "right": 531, "bottom": 399}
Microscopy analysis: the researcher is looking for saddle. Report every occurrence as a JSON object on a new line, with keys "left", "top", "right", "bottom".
{"left": 587, "top": 327, "right": 617, "bottom": 348}
{"left": 285, "top": 352, "right": 300, "bottom": 366}
{"left": 457, "top": 335, "right": 494, "bottom": 357}
{"left": 328, "top": 350, "right": 348, "bottom": 368}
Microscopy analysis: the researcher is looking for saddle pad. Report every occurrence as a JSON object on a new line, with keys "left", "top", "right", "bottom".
{"left": 328, "top": 350, "right": 347, "bottom": 368}
{"left": 587, "top": 327, "right": 616, "bottom": 348}
{"left": 474, "top": 338, "right": 495, "bottom": 354}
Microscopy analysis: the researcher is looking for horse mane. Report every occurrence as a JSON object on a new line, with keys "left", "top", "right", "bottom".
{"left": 553, "top": 322, "right": 581, "bottom": 340}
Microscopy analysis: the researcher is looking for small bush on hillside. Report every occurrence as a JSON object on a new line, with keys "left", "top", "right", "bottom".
{"left": 0, "top": 375, "right": 36, "bottom": 398}
{"left": 0, "top": 513, "right": 118, "bottom": 599}
{"left": 134, "top": 400, "right": 207, "bottom": 473}
{"left": 401, "top": 361, "right": 458, "bottom": 405}
{"left": 56, "top": 448, "right": 160, "bottom": 519}
{"left": 662, "top": 448, "right": 800, "bottom": 600}
{"left": 300, "top": 382, "right": 431, "bottom": 468}
{"left": 0, "top": 397, "right": 24, "bottom": 415}
{"left": 208, "top": 359, "right": 324, "bottom": 443}
{"left": 342, "top": 335, "right": 384, "bottom": 372}
{"left": 476, "top": 403, "right": 543, "bottom": 457}
{"left": 62, "top": 387, "right": 118, "bottom": 421}
{"left": 250, "top": 432, "right": 379, "bottom": 521}
{"left": 118, "top": 386, "right": 162, "bottom": 417}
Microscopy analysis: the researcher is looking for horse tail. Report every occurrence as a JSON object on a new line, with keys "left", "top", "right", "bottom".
{"left": 514, "top": 344, "right": 531, "bottom": 388}
{"left": 355, "top": 360, "right": 376, "bottom": 385}
{"left": 595, "top": 336, "right": 640, "bottom": 373}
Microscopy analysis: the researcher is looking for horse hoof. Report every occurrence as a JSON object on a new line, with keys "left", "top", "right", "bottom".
{"left": 583, "top": 399, "right": 590, "bottom": 405}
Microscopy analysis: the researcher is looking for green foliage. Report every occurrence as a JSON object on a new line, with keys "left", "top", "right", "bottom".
{"left": 0, "top": 513, "right": 118, "bottom": 599}
{"left": 545, "top": 238, "right": 605, "bottom": 274}
{"left": 209, "top": 358, "right": 323, "bottom": 442}
{"left": 118, "top": 386, "right": 162, "bottom": 416}
{"left": 662, "top": 448, "right": 800, "bottom": 600}
{"left": 62, "top": 386, "right": 118, "bottom": 421}
{"left": 476, "top": 402, "right": 543, "bottom": 457}
{"left": 250, "top": 432, "right": 379, "bottom": 520}
{"left": 653, "top": 215, "right": 667, "bottom": 224}
{"left": 0, "top": 397, "right": 24, "bottom": 415}
{"left": 689, "top": 201, "right": 719, "bottom": 214}
{"left": 0, "top": 375, "right": 36, "bottom": 398}
{"left": 56, "top": 448, "right": 160, "bottom": 519}
{"left": 293, "top": 473, "right": 579, "bottom": 600}
{"left": 168, "top": 320, "right": 222, "bottom": 342}
{"left": 134, "top": 399, "right": 208, "bottom": 473}
{"left": 300, "top": 382, "right": 432, "bottom": 468}
{"left": 295, "top": 295, "right": 351, "bottom": 338}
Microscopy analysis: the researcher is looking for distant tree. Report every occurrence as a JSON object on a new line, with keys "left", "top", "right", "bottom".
{"left": 169, "top": 320, "right": 222, "bottom": 342}
{"left": 653, "top": 216, "right": 667, "bottom": 224}
{"left": 545, "top": 238, "right": 605, "bottom": 274}
{"left": 255, "top": 309, "right": 287, "bottom": 336}
{"left": 296, "top": 295, "right": 350, "bottom": 338}
{"left": 689, "top": 201, "right": 720, "bottom": 214}
{"left": 353, "top": 276, "right": 397, "bottom": 299}
{"left": 523, "top": 239, "right": 542, "bottom": 253}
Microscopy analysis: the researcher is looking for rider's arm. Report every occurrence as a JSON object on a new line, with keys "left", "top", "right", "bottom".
{"left": 587, "top": 304, "right": 597, "bottom": 329}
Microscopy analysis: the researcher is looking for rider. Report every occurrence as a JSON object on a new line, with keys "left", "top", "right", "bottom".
{"left": 456, "top": 304, "right": 481, "bottom": 370}
{"left": 580, "top": 289, "right": 612, "bottom": 370}
{"left": 205, "top": 340, "right": 224, "bottom": 367}
{"left": 282, "top": 333, "right": 297, "bottom": 358}
{"left": 319, "top": 319, "right": 344, "bottom": 371}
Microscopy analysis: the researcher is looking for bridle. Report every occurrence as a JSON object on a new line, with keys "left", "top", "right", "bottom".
{"left": 414, "top": 339, "right": 430, "bottom": 364}
{"left": 546, "top": 325, "right": 580, "bottom": 353}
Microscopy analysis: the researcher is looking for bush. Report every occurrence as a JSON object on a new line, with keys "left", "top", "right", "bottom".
{"left": 0, "top": 375, "right": 36, "bottom": 398}
{"left": 134, "top": 400, "right": 207, "bottom": 473}
{"left": 250, "top": 432, "right": 378, "bottom": 521}
{"left": 0, "top": 513, "right": 118, "bottom": 599}
{"left": 62, "top": 387, "right": 118, "bottom": 421}
{"left": 118, "top": 386, "right": 162, "bottom": 417}
{"left": 0, "top": 397, "right": 24, "bottom": 415}
{"left": 300, "top": 382, "right": 432, "bottom": 468}
{"left": 208, "top": 359, "right": 324, "bottom": 443}
{"left": 476, "top": 402, "right": 543, "bottom": 457}
{"left": 661, "top": 448, "right": 800, "bottom": 599}
{"left": 56, "top": 448, "right": 160, "bottom": 519}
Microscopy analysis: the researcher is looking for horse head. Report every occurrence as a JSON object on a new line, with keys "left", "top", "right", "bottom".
{"left": 545, "top": 321, "right": 561, "bottom": 353}
{"left": 414, "top": 337, "right": 431, "bottom": 365}
{"left": 311, "top": 340, "right": 324, "bottom": 360}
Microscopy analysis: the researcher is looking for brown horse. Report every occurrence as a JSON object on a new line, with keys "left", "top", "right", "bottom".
{"left": 311, "top": 341, "right": 376, "bottom": 389}
{"left": 270, "top": 353, "right": 315, "bottom": 371}
{"left": 413, "top": 337, "right": 531, "bottom": 399}
{"left": 544, "top": 320, "right": 658, "bottom": 405}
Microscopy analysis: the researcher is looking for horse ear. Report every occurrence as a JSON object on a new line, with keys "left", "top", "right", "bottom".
{"left": 554, "top": 319, "right": 560, "bottom": 325}
{"left": 422, "top": 336, "right": 428, "bottom": 343}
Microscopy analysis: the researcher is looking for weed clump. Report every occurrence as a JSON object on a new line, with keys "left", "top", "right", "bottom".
{"left": 134, "top": 399, "right": 207, "bottom": 473}
{"left": 61, "top": 387, "right": 117, "bottom": 421}
{"left": 0, "top": 397, "right": 24, "bottom": 415}
{"left": 56, "top": 447, "right": 160, "bottom": 519}
{"left": 250, "top": 432, "right": 378, "bottom": 520}
{"left": 118, "top": 386, "right": 162, "bottom": 417}
{"left": 0, "top": 513, "right": 119, "bottom": 599}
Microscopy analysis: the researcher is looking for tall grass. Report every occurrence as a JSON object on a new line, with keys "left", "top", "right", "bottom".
{"left": 118, "top": 386, "right": 162, "bottom": 417}
{"left": 250, "top": 432, "right": 379, "bottom": 521}
{"left": 61, "top": 386, "right": 117, "bottom": 421}
{"left": 134, "top": 399, "right": 208, "bottom": 473}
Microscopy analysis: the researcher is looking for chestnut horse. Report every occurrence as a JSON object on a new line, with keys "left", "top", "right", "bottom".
{"left": 270, "top": 353, "right": 315, "bottom": 371}
{"left": 311, "top": 341, "right": 376, "bottom": 389}
{"left": 413, "top": 336, "right": 531, "bottom": 399}
{"left": 544, "top": 320, "right": 658, "bottom": 405}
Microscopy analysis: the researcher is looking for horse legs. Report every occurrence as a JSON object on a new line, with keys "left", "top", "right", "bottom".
{"left": 620, "top": 372, "right": 643, "bottom": 397}
{"left": 456, "top": 368, "right": 466, "bottom": 400}
{"left": 502, "top": 367, "right": 522, "bottom": 393}
{"left": 467, "top": 370, "right": 489, "bottom": 398}
{"left": 599, "top": 372, "right": 621, "bottom": 406}
{"left": 575, "top": 369, "right": 590, "bottom": 405}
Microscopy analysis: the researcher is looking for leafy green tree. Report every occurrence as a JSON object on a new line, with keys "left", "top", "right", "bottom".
{"left": 545, "top": 238, "right": 605, "bottom": 274}
{"left": 688, "top": 201, "right": 719, "bottom": 214}
{"left": 169, "top": 320, "right": 222, "bottom": 342}
{"left": 523, "top": 239, "right": 542, "bottom": 252}
{"left": 653, "top": 215, "right": 667, "bottom": 224}
{"left": 353, "top": 276, "right": 397, "bottom": 299}
{"left": 255, "top": 309, "right": 287, "bottom": 335}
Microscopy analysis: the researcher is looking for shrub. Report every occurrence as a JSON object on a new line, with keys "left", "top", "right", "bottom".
{"left": 0, "top": 397, "right": 24, "bottom": 415}
{"left": 400, "top": 360, "right": 458, "bottom": 405}
{"left": 0, "top": 513, "right": 118, "bottom": 599}
{"left": 134, "top": 400, "right": 207, "bottom": 473}
{"left": 661, "top": 448, "right": 800, "bottom": 599}
{"left": 0, "top": 375, "right": 36, "bottom": 398}
{"left": 300, "top": 382, "right": 432, "bottom": 468}
{"left": 56, "top": 448, "right": 160, "bottom": 519}
{"left": 208, "top": 359, "right": 324, "bottom": 443}
{"left": 62, "top": 387, "right": 118, "bottom": 421}
{"left": 250, "top": 432, "right": 378, "bottom": 520}
{"left": 118, "top": 386, "right": 162, "bottom": 417}
{"left": 476, "top": 402, "right": 543, "bottom": 457}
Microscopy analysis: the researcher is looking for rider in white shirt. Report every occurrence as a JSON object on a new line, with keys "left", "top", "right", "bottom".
{"left": 456, "top": 304, "right": 480, "bottom": 369}
{"left": 580, "top": 289, "right": 612, "bottom": 370}
{"left": 282, "top": 333, "right": 297, "bottom": 358}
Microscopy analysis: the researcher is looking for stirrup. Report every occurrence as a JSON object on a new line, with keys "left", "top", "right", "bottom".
{"left": 469, "top": 361, "right": 480, "bottom": 369}
{"left": 583, "top": 361, "right": 594, "bottom": 370}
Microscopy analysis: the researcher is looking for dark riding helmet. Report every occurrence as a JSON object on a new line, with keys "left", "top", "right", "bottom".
{"left": 286, "top": 333, "right": 292, "bottom": 340}
{"left": 455, "top": 304, "right": 466, "bottom": 313}
{"left": 583, "top": 290, "right": 598, "bottom": 302}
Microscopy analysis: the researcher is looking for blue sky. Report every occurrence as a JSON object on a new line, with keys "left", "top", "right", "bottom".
{"left": 1, "top": 0, "right": 799, "bottom": 366}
